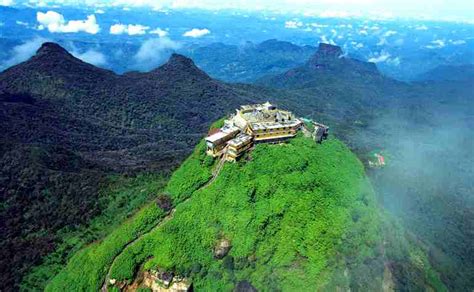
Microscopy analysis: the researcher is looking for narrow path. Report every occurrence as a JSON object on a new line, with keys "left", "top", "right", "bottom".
{"left": 101, "top": 154, "right": 227, "bottom": 291}
{"left": 101, "top": 208, "right": 177, "bottom": 291}
{"left": 203, "top": 149, "right": 227, "bottom": 189}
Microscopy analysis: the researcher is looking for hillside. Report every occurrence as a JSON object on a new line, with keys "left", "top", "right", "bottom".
{"left": 44, "top": 134, "right": 445, "bottom": 291}
{"left": 0, "top": 42, "right": 260, "bottom": 290}
{"left": 256, "top": 43, "right": 474, "bottom": 290}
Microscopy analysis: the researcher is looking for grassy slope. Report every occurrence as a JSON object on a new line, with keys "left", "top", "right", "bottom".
{"left": 20, "top": 174, "right": 168, "bottom": 291}
{"left": 45, "top": 134, "right": 446, "bottom": 291}
{"left": 106, "top": 136, "right": 382, "bottom": 291}
{"left": 44, "top": 141, "right": 215, "bottom": 292}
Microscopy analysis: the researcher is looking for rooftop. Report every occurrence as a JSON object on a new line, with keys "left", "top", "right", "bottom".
{"left": 250, "top": 120, "right": 301, "bottom": 131}
{"left": 227, "top": 133, "right": 253, "bottom": 147}
{"left": 205, "top": 131, "right": 230, "bottom": 143}
{"left": 240, "top": 101, "right": 274, "bottom": 112}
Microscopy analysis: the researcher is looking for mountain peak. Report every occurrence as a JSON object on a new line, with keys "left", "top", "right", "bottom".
{"left": 36, "top": 42, "right": 71, "bottom": 57}
{"left": 167, "top": 53, "right": 196, "bottom": 67}
{"left": 315, "top": 43, "right": 343, "bottom": 58}
{"left": 304, "top": 43, "right": 378, "bottom": 75}
{"left": 152, "top": 53, "right": 210, "bottom": 79}
{"left": 306, "top": 43, "right": 345, "bottom": 69}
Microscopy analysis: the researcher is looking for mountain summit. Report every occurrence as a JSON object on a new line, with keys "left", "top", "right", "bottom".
{"left": 148, "top": 53, "right": 212, "bottom": 81}
{"left": 305, "top": 43, "right": 378, "bottom": 74}
{"left": 36, "top": 42, "right": 71, "bottom": 57}
{"left": 258, "top": 42, "right": 382, "bottom": 90}
{"left": 308, "top": 43, "right": 344, "bottom": 65}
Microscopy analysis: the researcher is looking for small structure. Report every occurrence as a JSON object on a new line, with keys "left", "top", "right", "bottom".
{"left": 226, "top": 133, "right": 253, "bottom": 162}
{"left": 205, "top": 102, "right": 328, "bottom": 162}
{"left": 312, "top": 122, "right": 329, "bottom": 143}
{"left": 368, "top": 152, "right": 386, "bottom": 168}
{"left": 205, "top": 125, "right": 240, "bottom": 157}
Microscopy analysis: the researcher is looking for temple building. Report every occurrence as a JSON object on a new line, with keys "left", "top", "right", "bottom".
{"left": 205, "top": 102, "right": 328, "bottom": 162}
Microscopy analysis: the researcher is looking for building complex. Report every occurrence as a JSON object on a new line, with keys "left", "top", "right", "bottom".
{"left": 205, "top": 102, "right": 328, "bottom": 162}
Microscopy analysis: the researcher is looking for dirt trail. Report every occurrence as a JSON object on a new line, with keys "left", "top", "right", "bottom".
{"left": 101, "top": 154, "right": 226, "bottom": 291}
{"left": 203, "top": 150, "right": 227, "bottom": 189}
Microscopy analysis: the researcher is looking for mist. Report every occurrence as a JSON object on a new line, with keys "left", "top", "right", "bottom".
{"left": 132, "top": 37, "right": 181, "bottom": 71}
{"left": 368, "top": 84, "right": 474, "bottom": 289}
{"left": 1, "top": 37, "right": 49, "bottom": 70}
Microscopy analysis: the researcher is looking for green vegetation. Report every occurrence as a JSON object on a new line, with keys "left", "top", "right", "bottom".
{"left": 45, "top": 202, "right": 164, "bottom": 291}
{"left": 48, "top": 135, "right": 381, "bottom": 291}
{"left": 44, "top": 134, "right": 448, "bottom": 291}
{"left": 44, "top": 141, "right": 215, "bottom": 291}
{"left": 23, "top": 173, "right": 167, "bottom": 291}
{"left": 381, "top": 214, "right": 447, "bottom": 291}
{"left": 107, "top": 136, "right": 382, "bottom": 290}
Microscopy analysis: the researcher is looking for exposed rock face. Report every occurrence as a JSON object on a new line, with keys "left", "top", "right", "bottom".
{"left": 142, "top": 270, "right": 191, "bottom": 292}
{"left": 214, "top": 238, "right": 232, "bottom": 259}
{"left": 306, "top": 43, "right": 378, "bottom": 74}
{"left": 234, "top": 280, "right": 258, "bottom": 292}
{"left": 308, "top": 43, "right": 343, "bottom": 63}
{"left": 156, "top": 194, "right": 173, "bottom": 212}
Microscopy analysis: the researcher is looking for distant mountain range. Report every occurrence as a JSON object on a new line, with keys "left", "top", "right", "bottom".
{"left": 184, "top": 39, "right": 316, "bottom": 82}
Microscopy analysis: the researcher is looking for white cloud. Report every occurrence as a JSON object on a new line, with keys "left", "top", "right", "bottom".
{"left": 425, "top": 39, "right": 445, "bottom": 49}
{"left": 16, "top": 21, "right": 29, "bottom": 27}
{"left": 310, "top": 23, "right": 328, "bottom": 28}
{"left": 415, "top": 24, "right": 428, "bottom": 30}
{"left": 182, "top": 28, "right": 210, "bottom": 38}
{"left": 285, "top": 20, "right": 303, "bottom": 29}
{"left": 376, "top": 37, "right": 387, "bottom": 46}
{"left": 450, "top": 39, "right": 466, "bottom": 45}
{"left": 387, "top": 56, "right": 400, "bottom": 66}
{"left": 383, "top": 30, "right": 397, "bottom": 37}
{"left": 110, "top": 24, "right": 126, "bottom": 34}
{"left": 320, "top": 35, "right": 336, "bottom": 45}
{"left": 133, "top": 37, "right": 181, "bottom": 71}
{"left": 0, "top": 0, "right": 14, "bottom": 6}
{"left": 95, "top": 9, "right": 105, "bottom": 14}
{"left": 359, "top": 29, "right": 368, "bottom": 36}
{"left": 36, "top": 11, "right": 100, "bottom": 34}
{"left": 1, "top": 37, "right": 49, "bottom": 70}
{"left": 110, "top": 24, "right": 149, "bottom": 35}
{"left": 368, "top": 51, "right": 391, "bottom": 63}
{"left": 128, "top": 24, "right": 149, "bottom": 35}
{"left": 149, "top": 27, "right": 168, "bottom": 37}
{"left": 72, "top": 49, "right": 107, "bottom": 66}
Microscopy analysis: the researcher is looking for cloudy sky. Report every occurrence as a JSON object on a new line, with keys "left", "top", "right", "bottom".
{"left": 2, "top": 0, "right": 474, "bottom": 22}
